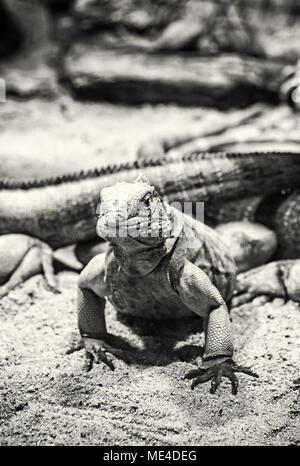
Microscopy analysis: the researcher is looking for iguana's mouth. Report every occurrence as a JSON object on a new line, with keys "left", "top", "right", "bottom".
{"left": 97, "top": 209, "right": 172, "bottom": 240}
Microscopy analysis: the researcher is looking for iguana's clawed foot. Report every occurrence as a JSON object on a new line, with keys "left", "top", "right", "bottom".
{"left": 82, "top": 335, "right": 131, "bottom": 372}
{"left": 184, "top": 359, "right": 258, "bottom": 395}
{"left": 83, "top": 338, "right": 115, "bottom": 371}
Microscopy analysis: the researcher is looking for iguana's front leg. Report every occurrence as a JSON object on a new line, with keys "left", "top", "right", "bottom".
{"left": 77, "top": 253, "right": 128, "bottom": 371}
{"left": 176, "top": 260, "right": 258, "bottom": 394}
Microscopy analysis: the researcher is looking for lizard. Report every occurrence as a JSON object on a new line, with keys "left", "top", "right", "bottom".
{"left": 1, "top": 150, "right": 300, "bottom": 297}
{"left": 76, "top": 175, "right": 300, "bottom": 394}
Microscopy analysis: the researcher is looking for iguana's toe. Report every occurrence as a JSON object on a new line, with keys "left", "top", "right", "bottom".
{"left": 84, "top": 344, "right": 115, "bottom": 372}
{"left": 190, "top": 372, "right": 215, "bottom": 390}
{"left": 81, "top": 336, "right": 131, "bottom": 372}
{"left": 229, "top": 362, "right": 259, "bottom": 378}
{"left": 184, "top": 367, "right": 206, "bottom": 379}
{"left": 65, "top": 334, "right": 84, "bottom": 355}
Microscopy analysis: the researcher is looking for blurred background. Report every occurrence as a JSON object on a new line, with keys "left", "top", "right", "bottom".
{"left": 0, "top": 0, "right": 300, "bottom": 179}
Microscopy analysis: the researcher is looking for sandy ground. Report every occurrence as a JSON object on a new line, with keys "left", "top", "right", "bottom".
{"left": 0, "top": 273, "right": 299, "bottom": 446}
{"left": 0, "top": 98, "right": 299, "bottom": 446}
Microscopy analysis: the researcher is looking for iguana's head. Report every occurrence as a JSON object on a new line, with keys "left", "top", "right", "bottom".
{"left": 97, "top": 175, "right": 172, "bottom": 246}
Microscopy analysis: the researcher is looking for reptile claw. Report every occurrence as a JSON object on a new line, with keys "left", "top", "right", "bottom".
{"left": 86, "top": 345, "right": 115, "bottom": 371}
{"left": 83, "top": 341, "right": 115, "bottom": 372}
{"left": 83, "top": 351, "right": 94, "bottom": 372}
{"left": 82, "top": 336, "right": 131, "bottom": 372}
{"left": 230, "top": 363, "right": 259, "bottom": 378}
{"left": 185, "top": 359, "right": 258, "bottom": 394}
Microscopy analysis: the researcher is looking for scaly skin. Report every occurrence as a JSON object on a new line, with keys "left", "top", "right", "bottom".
{"left": 76, "top": 177, "right": 261, "bottom": 395}
{"left": 1, "top": 150, "right": 300, "bottom": 297}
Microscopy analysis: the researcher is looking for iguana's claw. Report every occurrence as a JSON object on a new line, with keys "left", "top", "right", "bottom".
{"left": 184, "top": 359, "right": 258, "bottom": 395}
{"left": 82, "top": 336, "right": 130, "bottom": 372}
{"left": 83, "top": 338, "right": 115, "bottom": 371}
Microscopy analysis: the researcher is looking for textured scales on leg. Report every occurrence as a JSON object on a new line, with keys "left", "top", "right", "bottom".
{"left": 77, "top": 177, "right": 258, "bottom": 394}
{"left": 76, "top": 253, "right": 130, "bottom": 370}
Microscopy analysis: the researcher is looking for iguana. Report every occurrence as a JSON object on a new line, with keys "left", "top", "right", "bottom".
{"left": 76, "top": 175, "right": 300, "bottom": 394}
{"left": 1, "top": 150, "right": 300, "bottom": 298}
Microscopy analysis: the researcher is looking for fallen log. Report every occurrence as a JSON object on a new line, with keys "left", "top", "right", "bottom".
{"left": 64, "top": 42, "right": 286, "bottom": 107}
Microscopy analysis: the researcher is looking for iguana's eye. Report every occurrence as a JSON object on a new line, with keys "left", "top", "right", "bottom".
{"left": 142, "top": 194, "right": 151, "bottom": 206}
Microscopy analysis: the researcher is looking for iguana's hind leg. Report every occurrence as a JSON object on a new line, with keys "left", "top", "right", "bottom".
{"left": 0, "top": 234, "right": 59, "bottom": 298}
{"left": 232, "top": 260, "right": 300, "bottom": 307}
